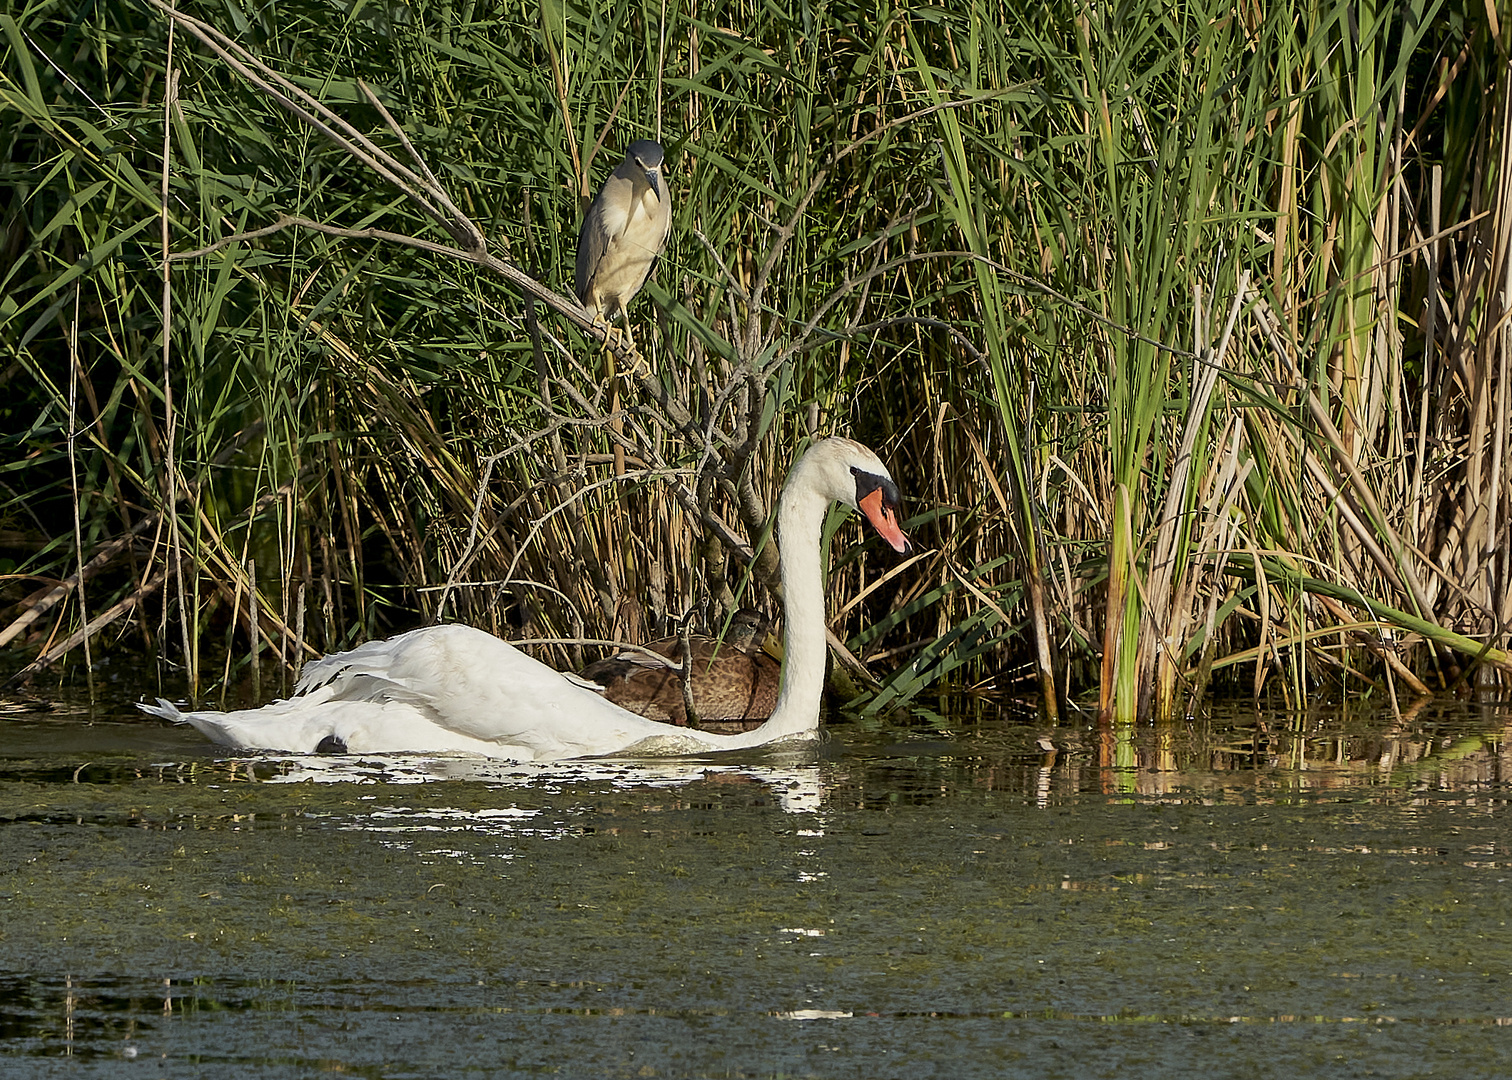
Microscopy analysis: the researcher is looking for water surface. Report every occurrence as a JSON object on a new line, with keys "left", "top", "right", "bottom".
{"left": 1, "top": 698, "right": 1510, "bottom": 1078}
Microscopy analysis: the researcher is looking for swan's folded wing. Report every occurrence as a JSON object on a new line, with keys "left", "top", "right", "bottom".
{"left": 294, "top": 624, "right": 662, "bottom": 760}
{"left": 293, "top": 628, "right": 437, "bottom": 697}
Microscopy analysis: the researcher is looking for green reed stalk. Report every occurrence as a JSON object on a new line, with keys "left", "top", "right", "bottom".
{"left": 904, "top": 14, "right": 1059, "bottom": 718}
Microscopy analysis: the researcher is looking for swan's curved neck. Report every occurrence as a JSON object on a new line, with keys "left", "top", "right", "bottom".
{"left": 734, "top": 476, "right": 831, "bottom": 744}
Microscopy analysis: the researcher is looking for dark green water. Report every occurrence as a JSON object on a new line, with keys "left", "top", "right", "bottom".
{"left": 1, "top": 700, "right": 1510, "bottom": 1078}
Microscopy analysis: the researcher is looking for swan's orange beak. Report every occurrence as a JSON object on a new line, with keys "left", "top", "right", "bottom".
{"left": 859, "top": 487, "right": 910, "bottom": 555}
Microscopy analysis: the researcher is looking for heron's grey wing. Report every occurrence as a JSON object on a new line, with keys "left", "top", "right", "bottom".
{"left": 575, "top": 174, "right": 634, "bottom": 305}
{"left": 574, "top": 199, "right": 610, "bottom": 305}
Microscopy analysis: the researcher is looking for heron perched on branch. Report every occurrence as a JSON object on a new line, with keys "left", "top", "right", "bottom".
{"left": 574, "top": 139, "right": 671, "bottom": 357}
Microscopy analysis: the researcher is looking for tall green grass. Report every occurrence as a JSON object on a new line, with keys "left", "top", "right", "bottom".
{"left": 2, "top": 0, "right": 1508, "bottom": 718}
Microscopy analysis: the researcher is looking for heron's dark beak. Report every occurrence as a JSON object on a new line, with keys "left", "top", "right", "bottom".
{"left": 645, "top": 169, "right": 663, "bottom": 202}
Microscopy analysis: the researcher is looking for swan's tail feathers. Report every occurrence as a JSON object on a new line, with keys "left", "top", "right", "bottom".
{"left": 136, "top": 698, "right": 184, "bottom": 723}
{"left": 136, "top": 697, "right": 247, "bottom": 747}
{"left": 137, "top": 697, "right": 337, "bottom": 752}
{"left": 176, "top": 712, "right": 253, "bottom": 749}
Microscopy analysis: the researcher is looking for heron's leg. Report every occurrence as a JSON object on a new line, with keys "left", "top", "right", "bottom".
{"left": 590, "top": 314, "right": 621, "bottom": 367}
{"left": 587, "top": 310, "right": 610, "bottom": 351}
{"left": 609, "top": 316, "right": 650, "bottom": 377}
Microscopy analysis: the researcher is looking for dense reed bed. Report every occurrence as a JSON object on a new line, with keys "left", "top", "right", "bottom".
{"left": 2, "top": 0, "right": 1508, "bottom": 719}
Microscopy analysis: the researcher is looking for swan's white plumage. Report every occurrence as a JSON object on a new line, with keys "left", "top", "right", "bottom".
{"left": 141, "top": 437, "right": 907, "bottom": 761}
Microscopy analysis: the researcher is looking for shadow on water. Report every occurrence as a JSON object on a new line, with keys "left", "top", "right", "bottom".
{"left": 1, "top": 689, "right": 1510, "bottom": 1078}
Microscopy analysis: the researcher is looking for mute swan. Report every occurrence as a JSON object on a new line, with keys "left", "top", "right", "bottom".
{"left": 140, "top": 437, "right": 909, "bottom": 760}
{"left": 579, "top": 607, "right": 778, "bottom": 728}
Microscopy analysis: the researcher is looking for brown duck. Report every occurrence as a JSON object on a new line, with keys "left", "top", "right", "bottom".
{"left": 579, "top": 608, "right": 780, "bottom": 732}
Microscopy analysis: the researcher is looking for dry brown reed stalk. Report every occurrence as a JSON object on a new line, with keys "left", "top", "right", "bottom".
{"left": 158, "top": 38, "right": 194, "bottom": 694}
{"left": 14, "top": 568, "right": 170, "bottom": 680}
{"left": 11, "top": 469, "right": 311, "bottom": 684}
{"left": 1, "top": 419, "right": 269, "bottom": 675}
{"left": 1133, "top": 278, "right": 1250, "bottom": 719}
{"left": 0, "top": 517, "right": 157, "bottom": 652}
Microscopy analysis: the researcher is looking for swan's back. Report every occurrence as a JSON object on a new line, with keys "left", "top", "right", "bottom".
{"left": 299, "top": 624, "right": 680, "bottom": 758}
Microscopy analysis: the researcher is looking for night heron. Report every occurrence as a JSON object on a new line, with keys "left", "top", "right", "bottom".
{"left": 574, "top": 139, "right": 671, "bottom": 355}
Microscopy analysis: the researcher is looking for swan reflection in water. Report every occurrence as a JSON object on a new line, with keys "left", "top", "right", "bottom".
{"left": 258, "top": 750, "right": 832, "bottom": 817}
